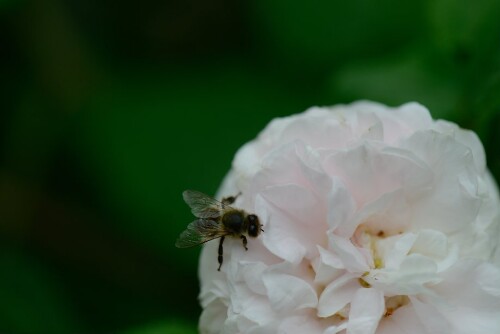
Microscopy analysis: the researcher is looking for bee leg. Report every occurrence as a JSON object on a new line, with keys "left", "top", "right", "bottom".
{"left": 240, "top": 235, "right": 248, "bottom": 251}
{"left": 222, "top": 192, "right": 242, "bottom": 206}
{"left": 217, "top": 236, "right": 225, "bottom": 271}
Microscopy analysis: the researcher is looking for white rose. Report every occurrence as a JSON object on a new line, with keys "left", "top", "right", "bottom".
{"left": 198, "top": 101, "right": 500, "bottom": 334}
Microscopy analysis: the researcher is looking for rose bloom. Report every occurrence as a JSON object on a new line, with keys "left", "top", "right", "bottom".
{"left": 198, "top": 101, "right": 500, "bottom": 334}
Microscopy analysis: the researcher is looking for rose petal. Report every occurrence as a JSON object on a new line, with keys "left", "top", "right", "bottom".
{"left": 347, "top": 288, "right": 384, "bottom": 334}
{"left": 377, "top": 232, "right": 418, "bottom": 270}
{"left": 411, "top": 229, "right": 448, "bottom": 260}
{"left": 313, "top": 246, "right": 345, "bottom": 285}
{"left": 433, "top": 119, "right": 486, "bottom": 172}
{"left": 348, "top": 189, "right": 412, "bottom": 239}
{"left": 200, "top": 298, "right": 229, "bottom": 334}
{"left": 476, "top": 262, "right": 500, "bottom": 297}
{"left": 262, "top": 271, "right": 318, "bottom": 314}
{"left": 434, "top": 260, "right": 500, "bottom": 309}
{"left": 279, "top": 313, "right": 329, "bottom": 334}
{"left": 424, "top": 260, "right": 500, "bottom": 334}
{"left": 262, "top": 233, "right": 306, "bottom": 265}
{"left": 329, "top": 234, "right": 371, "bottom": 273}
{"left": 251, "top": 140, "right": 331, "bottom": 197}
{"left": 322, "top": 143, "right": 432, "bottom": 209}
{"left": 233, "top": 261, "right": 268, "bottom": 295}
{"left": 409, "top": 296, "right": 450, "bottom": 334}
{"left": 228, "top": 292, "right": 275, "bottom": 328}
{"left": 368, "top": 254, "right": 440, "bottom": 296}
{"left": 402, "top": 131, "right": 482, "bottom": 234}
{"left": 260, "top": 184, "right": 324, "bottom": 228}
{"left": 327, "top": 177, "right": 357, "bottom": 232}
{"left": 280, "top": 108, "right": 354, "bottom": 151}
{"left": 318, "top": 274, "right": 359, "bottom": 317}
{"left": 376, "top": 304, "right": 430, "bottom": 334}
{"left": 259, "top": 183, "right": 328, "bottom": 262}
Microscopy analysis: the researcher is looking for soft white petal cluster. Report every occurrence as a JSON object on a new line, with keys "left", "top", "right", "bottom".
{"left": 198, "top": 101, "right": 500, "bottom": 334}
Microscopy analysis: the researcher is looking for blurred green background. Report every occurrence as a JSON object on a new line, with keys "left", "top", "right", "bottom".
{"left": 1, "top": 0, "right": 500, "bottom": 333}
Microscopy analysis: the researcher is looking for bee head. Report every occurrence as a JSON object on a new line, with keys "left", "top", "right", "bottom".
{"left": 246, "top": 214, "right": 261, "bottom": 237}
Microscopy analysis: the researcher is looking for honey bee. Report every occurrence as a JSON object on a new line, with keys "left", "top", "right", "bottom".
{"left": 175, "top": 190, "right": 263, "bottom": 271}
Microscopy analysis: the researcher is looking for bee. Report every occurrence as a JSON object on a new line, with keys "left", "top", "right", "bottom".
{"left": 175, "top": 190, "right": 263, "bottom": 271}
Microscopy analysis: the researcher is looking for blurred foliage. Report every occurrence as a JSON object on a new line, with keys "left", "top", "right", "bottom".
{"left": 0, "top": 251, "right": 80, "bottom": 333}
{"left": 1, "top": 0, "right": 499, "bottom": 333}
{"left": 124, "top": 320, "right": 196, "bottom": 334}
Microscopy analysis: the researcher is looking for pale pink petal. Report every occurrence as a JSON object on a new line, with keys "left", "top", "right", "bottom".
{"left": 199, "top": 298, "right": 228, "bottom": 334}
{"left": 397, "top": 254, "right": 440, "bottom": 287}
{"left": 391, "top": 102, "right": 433, "bottom": 132}
{"left": 434, "top": 260, "right": 500, "bottom": 308}
{"left": 322, "top": 143, "right": 432, "bottom": 209}
{"left": 442, "top": 309, "right": 500, "bottom": 334}
{"left": 250, "top": 141, "right": 331, "bottom": 198}
{"left": 262, "top": 271, "right": 318, "bottom": 314}
{"left": 402, "top": 131, "right": 482, "bottom": 234}
{"left": 278, "top": 314, "right": 328, "bottom": 334}
{"left": 280, "top": 109, "right": 354, "bottom": 151}
{"left": 348, "top": 102, "right": 432, "bottom": 145}
{"left": 431, "top": 260, "right": 500, "bottom": 333}
{"left": 247, "top": 322, "right": 278, "bottom": 334}
{"left": 329, "top": 234, "right": 371, "bottom": 273}
{"left": 262, "top": 234, "right": 306, "bottom": 265}
{"left": 259, "top": 183, "right": 328, "bottom": 262}
{"left": 428, "top": 260, "right": 500, "bottom": 334}
{"left": 346, "top": 288, "right": 384, "bottom": 334}
{"left": 223, "top": 313, "right": 259, "bottom": 334}
{"left": 232, "top": 261, "right": 268, "bottom": 295}
{"left": 327, "top": 177, "right": 357, "bottom": 232}
{"left": 313, "top": 246, "right": 345, "bottom": 285}
{"left": 227, "top": 292, "right": 275, "bottom": 329}
{"left": 324, "top": 324, "right": 347, "bottom": 334}
{"left": 409, "top": 297, "right": 450, "bottom": 333}
{"left": 410, "top": 229, "right": 448, "bottom": 259}
{"left": 260, "top": 184, "right": 325, "bottom": 229}
{"left": 475, "top": 262, "right": 500, "bottom": 297}
{"left": 376, "top": 232, "right": 417, "bottom": 270}
{"left": 317, "top": 274, "right": 359, "bottom": 317}
{"left": 433, "top": 119, "right": 486, "bottom": 172}
{"left": 376, "top": 304, "right": 430, "bottom": 334}
{"left": 348, "top": 189, "right": 412, "bottom": 238}
{"left": 368, "top": 254, "right": 439, "bottom": 296}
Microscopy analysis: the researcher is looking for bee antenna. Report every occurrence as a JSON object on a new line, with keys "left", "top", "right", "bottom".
{"left": 261, "top": 228, "right": 265, "bottom": 232}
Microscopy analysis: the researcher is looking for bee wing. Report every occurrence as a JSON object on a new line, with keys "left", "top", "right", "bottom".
{"left": 183, "top": 189, "right": 229, "bottom": 219}
{"left": 175, "top": 219, "right": 228, "bottom": 248}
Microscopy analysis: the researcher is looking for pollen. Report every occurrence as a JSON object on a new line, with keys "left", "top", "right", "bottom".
{"left": 358, "top": 277, "right": 371, "bottom": 288}
{"left": 373, "top": 256, "right": 384, "bottom": 269}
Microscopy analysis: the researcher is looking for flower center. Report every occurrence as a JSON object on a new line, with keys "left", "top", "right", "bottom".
{"left": 352, "top": 227, "right": 413, "bottom": 317}
{"left": 353, "top": 227, "right": 390, "bottom": 270}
